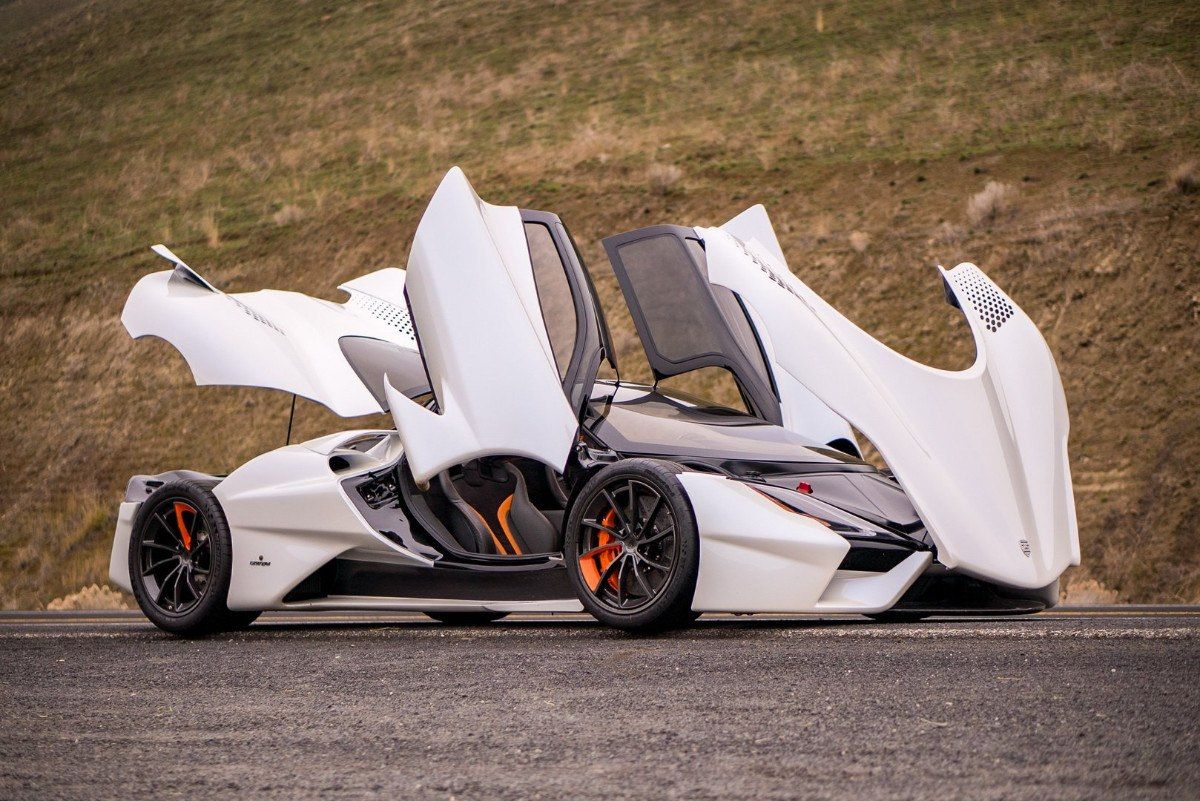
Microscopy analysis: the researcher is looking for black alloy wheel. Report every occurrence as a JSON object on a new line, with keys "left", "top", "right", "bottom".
{"left": 565, "top": 459, "right": 699, "bottom": 632}
{"left": 137, "top": 496, "right": 211, "bottom": 615}
{"left": 129, "top": 479, "right": 258, "bottom": 635}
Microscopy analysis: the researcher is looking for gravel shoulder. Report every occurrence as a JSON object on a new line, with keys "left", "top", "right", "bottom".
{"left": 1, "top": 612, "right": 1197, "bottom": 800}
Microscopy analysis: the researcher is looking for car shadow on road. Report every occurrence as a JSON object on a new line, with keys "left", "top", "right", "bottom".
{"left": 234, "top": 614, "right": 888, "bottom": 640}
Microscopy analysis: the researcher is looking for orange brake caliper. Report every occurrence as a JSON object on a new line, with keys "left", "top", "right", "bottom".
{"left": 173, "top": 502, "right": 194, "bottom": 552}
{"left": 579, "top": 509, "right": 622, "bottom": 592}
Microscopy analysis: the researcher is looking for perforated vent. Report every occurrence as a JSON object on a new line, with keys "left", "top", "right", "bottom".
{"left": 230, "top": 297, "right": 284, "bottom": 335}
{"left": 347, "top": 292, "right": 415, "bottom": 339}
{"left": 955, "top": 266, "right": 1014, "bottom": 333}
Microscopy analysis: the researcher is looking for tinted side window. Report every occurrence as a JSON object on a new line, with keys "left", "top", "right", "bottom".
{"left": 686, "top": 238, "right": 773, "bottom": 393}
{"left": 615, "top": 234, "right": 723, "bottom": 363}
{"left": 524, "top": 221, "right": 577, "bottom": 378}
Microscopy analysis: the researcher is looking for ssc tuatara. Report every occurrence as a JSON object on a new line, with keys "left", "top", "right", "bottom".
{"left": 109, "top": 168, "right": 1078, "bottom": 634}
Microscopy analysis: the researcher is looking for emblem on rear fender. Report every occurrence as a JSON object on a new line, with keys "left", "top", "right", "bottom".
{"left": 1018, "top": 539, "right": 1032, "bottom": 558}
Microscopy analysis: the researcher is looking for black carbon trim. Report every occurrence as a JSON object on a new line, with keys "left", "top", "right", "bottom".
{"left": 283, "top": 558, "right": 573, "bottom": 603}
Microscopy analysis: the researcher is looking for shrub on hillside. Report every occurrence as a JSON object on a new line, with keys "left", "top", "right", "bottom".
{"left": 1170, "top": 160, "right": 1197, "bottom": 194}
{"left": 647, "top": 163, "right": 683, "bottom": 195}
{"left": 966, "top": 181, "right": 1018, "bottom": 227}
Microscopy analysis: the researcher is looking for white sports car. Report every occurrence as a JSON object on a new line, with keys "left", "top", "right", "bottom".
{"left": 109, "top": 168, "right": 1078, "bottom": 634}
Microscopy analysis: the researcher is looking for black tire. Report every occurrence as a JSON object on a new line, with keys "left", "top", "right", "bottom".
{"left": 564, "top": 459, "right": 699, "bottom": 633}
{"left": 128, "top": 479, "right": 254, "bottom": 636}
{"left": 424, "top": 611, "right": 509, "bottom": 625}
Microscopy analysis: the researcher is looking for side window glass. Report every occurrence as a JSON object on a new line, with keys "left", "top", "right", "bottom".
{"left": 524, "top": 222, "right": 577, "bottom": 379}
{"left": 684, "top": 237, "right": 773, "bottom": 392}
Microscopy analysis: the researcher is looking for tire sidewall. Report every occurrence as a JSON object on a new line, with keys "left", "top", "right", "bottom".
{"left": 564, "top": 459, "right": 699, "bottom": 632}
{"left": 128, "top": 479, "right": 237, "bottom": 636}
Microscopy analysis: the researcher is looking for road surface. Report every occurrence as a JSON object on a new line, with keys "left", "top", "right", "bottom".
{"left": 1, "top": 608, "right": 1197, "bottom": 800}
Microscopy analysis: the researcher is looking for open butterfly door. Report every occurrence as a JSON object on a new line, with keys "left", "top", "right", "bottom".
{"left": 695, "top": 207, "right": 1079, "bottom": 590}
{"left": 385, "top": 168, "right": 581, "bottom": 484}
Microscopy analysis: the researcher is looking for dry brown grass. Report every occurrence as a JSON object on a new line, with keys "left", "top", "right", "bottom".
{"left": 1060, "top": 576, "right": 1120, "bottom": 605}
{"left": 0, "top": 491, "right": 116, "bottom": 609}
{"left": 198, "top": 208, "right": 220, "bottom": 247}
{"left": 47, "top": 583, "right": 131, "bottom": 610}
{"left": 929, "top": 221, "right": 967, "bottom": 245}
{"left": 272, "top": 204, "right": 305, "bottom": 226}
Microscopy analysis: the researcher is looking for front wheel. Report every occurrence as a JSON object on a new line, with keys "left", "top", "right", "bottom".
{"left": 128, "top": 480, "right": 258, "bottom": 636}
{"left": 564, "top": 459, "right": 700, "bottom": 633}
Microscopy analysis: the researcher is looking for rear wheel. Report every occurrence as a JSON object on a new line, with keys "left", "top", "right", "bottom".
{"left": 565, "top": 459, "right": 699, "bottom": 632}
{"left": 425, "top": 611, "right": 508, "bottom": 625}
{"left": 128, "top": 480, "right": 258, "bottom": 636}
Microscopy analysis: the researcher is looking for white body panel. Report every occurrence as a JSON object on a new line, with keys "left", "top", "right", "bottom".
{"left": 387, "top": 167, "right": 579, "bottom": 484}
{"left": 110, "top": 433, "right": 584, "bottom": 613}
{"left": 720, "top": 206, "right": 857, "bottom": 448}
{"left": 697, "top": 222, "right": 1079, "bottom": 590}
{"left": 108, "top": 502, "right": 138, "bottom": 594}
{"left": 682, "top": 473, "right": 928, "bottom": 613}
{"left": 122, "top": 247, "right": 417, "bottom": 417}
{"left": 213, "top": 433, "right": 424, "bottom": 610}
{"left": 813, "top": 554, "right": 932, "bottom": 612}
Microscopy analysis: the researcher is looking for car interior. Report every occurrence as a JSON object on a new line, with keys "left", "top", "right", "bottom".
{"left": 396, "top": 456, "right": 570, "bottom": 559}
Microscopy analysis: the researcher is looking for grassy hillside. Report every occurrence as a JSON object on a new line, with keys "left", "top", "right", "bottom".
{"left": 1, "top": 0, "right": 1197, "bottom": 607}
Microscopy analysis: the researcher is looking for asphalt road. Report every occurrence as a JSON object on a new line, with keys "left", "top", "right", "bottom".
{"left": 1, "top": 609, "right": 1197, "bottom": 801}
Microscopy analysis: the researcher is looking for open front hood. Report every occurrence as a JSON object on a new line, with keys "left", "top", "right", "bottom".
{"left": 696, "top": 209, "right": 1079, "bottom": 589}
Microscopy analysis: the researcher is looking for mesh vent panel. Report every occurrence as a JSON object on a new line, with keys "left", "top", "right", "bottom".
{"left": 347, "top": 293, "right": 415, "bottom": 339}
{"left": 955, "top": 265, "right": 1014, "bottom": 333}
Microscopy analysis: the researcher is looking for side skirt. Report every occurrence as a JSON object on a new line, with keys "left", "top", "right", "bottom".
{"left": 280, "top": 596, "right": 583, "bottom": 614}
{"left": 282, "top": 557, "right": 574, "bottom": 604}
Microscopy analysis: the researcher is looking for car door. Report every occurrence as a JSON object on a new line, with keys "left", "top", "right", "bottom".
{"left": 692, "top": 207, "right": 1079, "bottom": 590}
{"left": 385, "top": 168, "right": 591, "bottom": 484}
